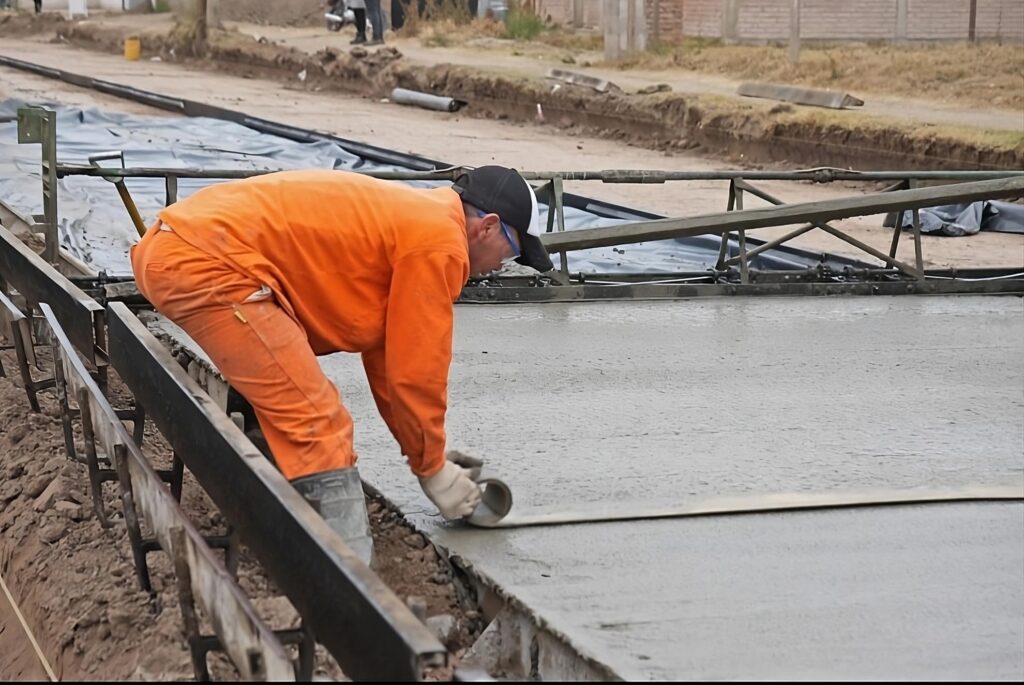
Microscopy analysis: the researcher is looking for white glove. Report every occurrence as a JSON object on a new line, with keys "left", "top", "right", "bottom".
{"left": 419, "top": 453, "right": 483, "bottom": 520}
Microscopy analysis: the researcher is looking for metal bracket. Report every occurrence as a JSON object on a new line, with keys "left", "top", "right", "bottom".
{"left": 40, "top": 302, "right": 294, "bottom": 681}
{"left": 16, "top": 107, "right": 58, "bottom": 264}
{"left": 0, "top": 288, "right": 55, "bottom": 411}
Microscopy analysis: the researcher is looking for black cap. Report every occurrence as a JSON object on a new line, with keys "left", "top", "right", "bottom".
{"left": 452, "top": 166, "right": 554, "bottom": 273}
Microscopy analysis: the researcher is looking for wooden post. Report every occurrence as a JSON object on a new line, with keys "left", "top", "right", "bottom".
{"left": 968, "top": 0, "right": 978, "bottom": 43}
{"left": 788, "top": 0, "right": 801, "bottom": 64}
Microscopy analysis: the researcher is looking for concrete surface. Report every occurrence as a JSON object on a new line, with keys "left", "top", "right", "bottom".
{"left": 315, "top": 295, "right": 1024, "bottom": 679}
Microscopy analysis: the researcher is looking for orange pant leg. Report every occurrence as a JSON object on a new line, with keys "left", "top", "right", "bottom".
{"left": 131, "top": 227, "right": 355, "bottom": 480}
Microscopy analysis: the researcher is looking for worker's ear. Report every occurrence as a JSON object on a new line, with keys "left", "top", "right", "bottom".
{"left": 478, "top": 212, "right": 500, "bottom": 237}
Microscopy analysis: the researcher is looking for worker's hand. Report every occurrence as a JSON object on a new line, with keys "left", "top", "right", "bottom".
{"left": 419, "top": 456, "right": 482, "bottom": 520}
{"left": 444, "top": 450, "right": 483, "bottom": 481}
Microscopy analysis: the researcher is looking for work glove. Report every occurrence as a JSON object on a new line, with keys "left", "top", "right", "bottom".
{"left": 419, "top": 451, "right": 484, "bottom": 520}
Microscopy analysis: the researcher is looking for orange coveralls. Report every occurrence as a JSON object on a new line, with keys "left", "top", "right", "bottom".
{"left": 130, "top": 170, "right": 470, "bottom": 480}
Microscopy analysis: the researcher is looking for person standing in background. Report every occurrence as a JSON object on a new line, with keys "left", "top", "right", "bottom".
{"left": 348, "top": 0, "right": 367, "bottom": 45}
{"left": 365, "top": 0, "right": 385, "bottom": 45}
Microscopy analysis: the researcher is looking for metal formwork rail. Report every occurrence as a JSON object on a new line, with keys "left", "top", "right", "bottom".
{"left": 40, "top": 303, "right": 297, "bottom": 682}
{"left": 0, "top": 228, "right": 451, "bottom": 679}
{"left": 105, "top": 302, "right": 447, "bottom": 681}
{"left": 0, "top": 225, "right": 104, "bottom": 364}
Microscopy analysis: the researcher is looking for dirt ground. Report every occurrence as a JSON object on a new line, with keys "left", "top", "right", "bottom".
{"left": 0, "top": 347, "right": 482, "bottom": 680}
{"left": 1, "top": 11, "right": 1021, "bottom": 171}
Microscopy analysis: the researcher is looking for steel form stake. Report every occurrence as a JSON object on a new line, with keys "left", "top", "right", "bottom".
{"left": 165, "top": 175, "right": 178, "bottom": 206}
{"left": 912, "top": 207, "right": 925, "bottom": 280}
{"left": 170, "top": 525, "right": 213, "bottom": 682}
{"left": 543, "top": 177, "right": 569, "bottom": 278}
{"left": 736, "top": 183, "right": 749, "bottom": 284}
{"left": 17, "top": 108, "right": 59, "bottom": 264}
{"left": 114, "top": 442, "right": 155, "bottom": 594}
{"left": 887, "top": 179, "right": 910, "bottom": 259}
{"left": 716, "top": 180, "right": 738, "bottom": 270}
{"left": 77, "top": 386, "right": 115, "bottom": 528}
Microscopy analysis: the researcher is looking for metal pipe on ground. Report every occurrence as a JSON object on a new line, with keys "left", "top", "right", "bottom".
{"left": 390, "top": 88, "right": 467, "bottom": 113}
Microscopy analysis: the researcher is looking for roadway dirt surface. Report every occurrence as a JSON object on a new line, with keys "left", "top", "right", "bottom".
{"left": 0, "top": 575, "right": 49, "bottom": 680}
{"left": 1, "top": 11, "right": 1022, "bottom": 171}
{"left": 1, "top": 38, "right": 1021, "bottom": 269}
{"left": 0, "top": 347, "right": 481, "bottom": 680}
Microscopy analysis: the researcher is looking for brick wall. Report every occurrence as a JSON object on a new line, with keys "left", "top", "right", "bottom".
{"left": 649, "top": 0, "right": 685, "bottom": 42}
{"left": 535, "top": 0, "right": 1024, "bottom": 44}
{"left": 683, "top": 0, "right": 724, "bottom": 38}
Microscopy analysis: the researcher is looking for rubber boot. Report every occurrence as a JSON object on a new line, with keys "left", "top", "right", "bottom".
{"left": 291, "top": 467, "right": 375, "bottom": 567}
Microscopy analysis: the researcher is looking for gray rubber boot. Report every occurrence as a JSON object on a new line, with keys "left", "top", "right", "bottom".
{"left": 291, "top": 467, "right": 375, "bottom": 567}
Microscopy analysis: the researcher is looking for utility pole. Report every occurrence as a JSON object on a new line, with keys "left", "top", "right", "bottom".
{"left": 788, "top": 0, "right": 801, "bottom": 64}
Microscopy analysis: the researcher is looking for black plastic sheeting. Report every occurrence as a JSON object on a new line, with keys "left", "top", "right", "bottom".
{"left": 0, "top": 99, "right": 860, "bottom": 277}
{"left": 884, "top": 201, "right": 1024, "bottom": 237}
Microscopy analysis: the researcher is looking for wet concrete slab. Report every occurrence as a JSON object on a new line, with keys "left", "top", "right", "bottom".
{"left": 316, "top": 296, "right": 1024, "bottom": 679}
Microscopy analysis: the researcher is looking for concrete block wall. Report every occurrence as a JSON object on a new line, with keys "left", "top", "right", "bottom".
{"left": 795, "top": 0, "right": 898, "bottom": 40}
{"left": 975, "top": 0, "right": 1024, "bottom": 41}
{"left": 534, "top": 0, "right": 1024, "bottom": 43}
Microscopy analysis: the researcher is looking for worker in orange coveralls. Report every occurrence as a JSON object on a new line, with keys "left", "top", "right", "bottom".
{"left": 130, "top": 167, "right": 553, "bottom": 566}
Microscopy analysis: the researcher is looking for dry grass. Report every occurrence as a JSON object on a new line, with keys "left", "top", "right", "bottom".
{"left": 609, "top": 41, "right": 1024, "bottom": 110}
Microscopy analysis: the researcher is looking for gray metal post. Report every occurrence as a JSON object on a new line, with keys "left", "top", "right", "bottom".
{"left": 735, "top": 184, "right": 749, "bottom": 284}
{"left": 895, "top": 0, "right": 908, "bottom": 42}
{"left": 722, "top": 0, "right": 739, "bottom": 42}
{"left": 716, "top": 180, "right": 737, "bottom": 270}
{"left": 16, "top": 108, "right": 59, "bottom": 265}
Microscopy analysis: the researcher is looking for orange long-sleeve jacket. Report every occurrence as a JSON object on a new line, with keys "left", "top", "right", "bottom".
{"left": 158, "top": 170, "right": 470, "bottom": 477}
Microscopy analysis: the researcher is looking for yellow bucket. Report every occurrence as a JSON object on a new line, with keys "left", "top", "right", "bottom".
{"left": 124, "top": 37, "right": 141, "bottom": 61}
